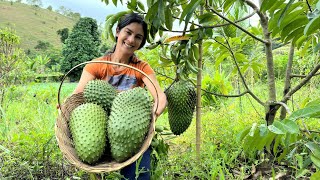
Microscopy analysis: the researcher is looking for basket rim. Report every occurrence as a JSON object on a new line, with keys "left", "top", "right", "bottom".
{"left": 57, "top": 60, "right": 160, "bottom": 116}
{"left": 55, "top": 61, "right": 159, "bottom": 173}
{"left": 54, "top": 113, "right": 156, "bottom": 173}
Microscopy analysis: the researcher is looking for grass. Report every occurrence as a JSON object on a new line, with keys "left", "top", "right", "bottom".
{"left": 0, "top": 1, "right": 76, "bottom": 51}
{"left": 0, "top": 80, "right": 319, "bottom": 179}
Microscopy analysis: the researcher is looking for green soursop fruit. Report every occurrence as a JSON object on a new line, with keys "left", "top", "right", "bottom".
{"left": 108, "top": 87, "right": 152, "bottom": 162}
{"left": 165, "top": 80, "right": 196, "bottom": 135}
{"left": 83, "top": 79, "right": 117, "bottom": 113}
{"left": 69, "top": 103, "right": 107, "bottom": 164}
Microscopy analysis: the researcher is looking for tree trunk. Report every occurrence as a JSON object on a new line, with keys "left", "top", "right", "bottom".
{"left": 196, "top": 4, "right": 203, "bottom": 162}
{"left": 280, "top": 44, "right": 294, "bottom": 120}
{"left": 196, "top": 41, "right": 202, "bottom": 161}
{"left": 260, "top": 13, "right": 277, "bottom": 125}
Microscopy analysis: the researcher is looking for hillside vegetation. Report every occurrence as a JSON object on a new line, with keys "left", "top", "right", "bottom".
{"left": 0, "top": 1, "right": 76, "bottom": 51}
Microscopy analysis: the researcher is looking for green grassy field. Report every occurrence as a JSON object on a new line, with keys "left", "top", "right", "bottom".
{"left": 0, "top": 1, "right": 76, "bottom": 51}
{"left": 0, "top": 81, "right": 319, "bottom": 179}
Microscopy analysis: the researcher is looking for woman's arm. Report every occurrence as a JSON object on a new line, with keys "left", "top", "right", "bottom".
{"left": 72, "top": 70, "right": 96, "bottom": 94}
{"left": 142, "top": 74, "right": 167, "bottom": 117}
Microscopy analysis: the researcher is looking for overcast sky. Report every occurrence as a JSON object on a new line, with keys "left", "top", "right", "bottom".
{"left": 37, "top": 0, "right": 259, "bottom": 27}
{"left": 40, "top": 0, "right": 127, "bottom": 24}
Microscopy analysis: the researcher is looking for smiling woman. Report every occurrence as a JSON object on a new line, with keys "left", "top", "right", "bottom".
{"left": 67, "top": 12, "right": 167, "bottom": 180}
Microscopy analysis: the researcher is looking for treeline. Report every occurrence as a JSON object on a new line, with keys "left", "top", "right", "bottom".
{"left": 2, "top": 0, "right": 81, "bottom": 20}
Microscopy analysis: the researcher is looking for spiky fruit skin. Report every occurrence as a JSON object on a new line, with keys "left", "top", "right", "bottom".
{"left": 83, "top": 79, "right": 117, "bottom": 113}
{"left": 69, "top": 103, "right": 107, "bottom": 164}
{"left": 165, "top": 80, "right": 196, "bottom": 135}
{"left": 108, "top": 87, "right": 152, "bottom": 162}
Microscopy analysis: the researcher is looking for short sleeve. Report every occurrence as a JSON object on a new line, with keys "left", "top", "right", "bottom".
{"left": 83, "top": 57, "right": 108, "bottom": 79}
{"left": 140, "top": 62, "right": 155, "bottom": 75}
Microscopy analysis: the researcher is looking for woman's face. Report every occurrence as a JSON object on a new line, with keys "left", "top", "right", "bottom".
{"left": 116, "top": 22, "right": 144, "bottom": 55}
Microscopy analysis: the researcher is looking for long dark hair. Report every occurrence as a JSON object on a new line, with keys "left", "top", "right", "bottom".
{"left": 106, "top": 13, "right": 148, "bottom": 61}
{"left": 116, "top": 13, "right": 148, "bottom": 50}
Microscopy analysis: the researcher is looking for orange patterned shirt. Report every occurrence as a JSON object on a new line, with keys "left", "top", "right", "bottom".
{"left": 84, "top": 54, "right": 154, "bottom": 91}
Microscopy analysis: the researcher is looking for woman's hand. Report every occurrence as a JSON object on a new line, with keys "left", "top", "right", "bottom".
{"left": 143, "top": 74, "right": 167, "bottom": 117}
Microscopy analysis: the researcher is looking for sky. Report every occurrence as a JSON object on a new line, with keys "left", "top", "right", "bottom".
{"left": 40, "top": 0, "right": 127, "bottom": 24}
{"left": 36, "top": 0, "right": 259, "bottom": 28}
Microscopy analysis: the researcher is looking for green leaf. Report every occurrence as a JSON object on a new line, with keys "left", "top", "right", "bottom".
{"left": 282, "top": 119, "right": 299, "bottom": 134}
{"left": 317, "top": 1, "right": 320, "bottom": 10}
{"left": 101, "top": 0, "right": 109, "bottom": 5}
{"left": 269, "top": 120, "right": 299, "bottom": 134}
{"left": 146, "top": 0, "right": 152, "bottom": 7}
{"left": 237, "top": 126, "right": 251, "bottom": 142}
{"left": 137, "top": 0, "right": 145, "bottom": 12}
{"left": 311, "top": 155, "right": 320, "bottom": 169}
{"left": 295, "top": 35, "right": 308, "bottom": 49}
{"left": 273, "top": 135, "right": 282, "bottom": 155}
{"left": 300, "top": 39, "right": 311, "bottom": 57}
{"left": 259, "top": 124, "right": 268, "bottom": 136}
{"left": 164, "top": 8, "right": 173, "bottom": 31}
{"left": 311, "top": 171, "right": 320, "bottom": 180}
{"left": 268, "top": 124, "right": 285, "bottom": 134}
{"left": 289, "top": 104, "right": 320, "bottom": 121}
{"left": 251, "top": 64, "right": 260, "bottom": 74}
{"left": 112, "top": 0, "right": 117, "bottom": 6}
{"left": 305, "top": 142, "right": 320, "bottom": 158}
{"left": 265, "top": 133, "right": 277, "bottom": 153}
{"left": 269, "top": 10, "right": 283, "bottom": 33}
{"left": 234, "top": 52, "right": 247, "bottom": 62}
{"left": 145, "top": 2, "right": 159, "bottom": 23}
{"left": 158, "top": 0, "right": 165, "bottom": 24}
{"left": 159, "top": 55, "right": 172, "bottom": 66}
{"left": 249, "top": 123, "right": 258, "bottom": 137}
{"left": 277, "top": 148, "right": 288, "bottom": 163}
{"left": 278, "top": 3, "right": 304, "bottom": 29}
{"left": 260, "top": 0, "right": 277, "bottom": 12}
{"left": 256, "top": 129, "right": 271, "bottom": 151}
{"left": 179, "top": 0, "right": 201, "bottom": 25}
{"left": 304, "top": 13, "right": 320, "bottom": 36}
{"left": 269, "top": 0, "right": 286, "bottom": 14}
{"left": 223, "top": 0, "right": 236, "bottom": 11}
{"left": 306, "top": 98, "right": 320, "bottom": 107}
{"left": 277, "top": 0, "right": 295, "bottom": 27}
{"left": 280, "top": 17, "right": 308, "bottom": 38}
{"left": 287, "top": 147, "right": 298, "bottom": 159}
{"left": 215, "top": 53, "right": 229, "bottom": 68}
{"left": 313, "top": 42, "right": 320, "bottom": 53}
{"left": 283, "top": 26, "right": 304, "bottom": 43}
{"left": 198, "top": 13, "right": 217, "bottom": 26}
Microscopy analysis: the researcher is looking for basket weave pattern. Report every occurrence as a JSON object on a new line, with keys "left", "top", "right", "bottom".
{"left": 55, "top": 92, "right": 155, "bottom": 173}
{"left": 55, "top": 61, "right": 157, "bottom": 173}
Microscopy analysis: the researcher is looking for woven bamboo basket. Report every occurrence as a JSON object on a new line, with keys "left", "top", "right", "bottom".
{"left": 55, "top": 61, "right": 158, "bottom": 173}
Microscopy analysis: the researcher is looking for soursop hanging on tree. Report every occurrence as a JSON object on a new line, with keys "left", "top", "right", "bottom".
{"left": 69, "top": 103, "right": 108, "bottom": 164}
{"left": 83, "top": 79, "right": 117, "bottom": 114}
{"left": 108, "top": 87, "right": 152, "bottom": 162}
{"left": 165, "top": 80, "right": 196, "bottom": 135}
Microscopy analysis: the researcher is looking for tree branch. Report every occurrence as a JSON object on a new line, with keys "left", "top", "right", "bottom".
{"left": 280, "top": 44, "right": 294, "bottom": 120}
{"left": 154, "top": 70, "right": 175, "bottom": 81}
{"left": 283, "top": 62, "right": 320, "bottom": 102}
{"left": 208, "top": 7, "right": 267, "bottom": 44}
{"left": 155, "top": 70, "right": 250, "bottom": 98}
{"left": 215, "top": 37, "right": 265, "bottom": 106}
{"left": 161, "top": 11, "right": 257, "bottom": 33}
{"left": 203, "top": 89, "right": 249, "bottom": 98}
{"left": 290, "top": 72, "right": 320, "bottom": 78}
{"left": 306, "top": 0, "right": 313, "bottom": 12}
{"left": 274, "top": 101, "right": 292, "bottom": 115}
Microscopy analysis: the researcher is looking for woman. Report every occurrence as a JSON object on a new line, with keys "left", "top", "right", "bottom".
{"left": 72, "top": 13, "right": 167, "bottom": 179}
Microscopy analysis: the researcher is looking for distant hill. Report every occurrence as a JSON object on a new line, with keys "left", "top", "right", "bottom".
{"left": 0, "top": 1, "right": 77, "bottom": 51}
